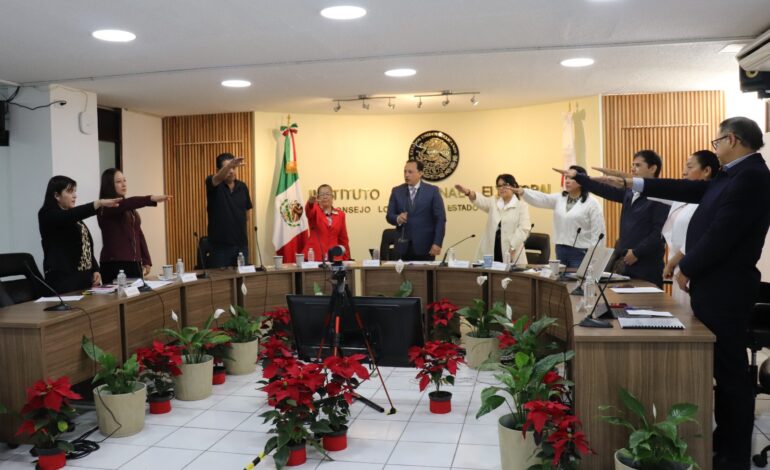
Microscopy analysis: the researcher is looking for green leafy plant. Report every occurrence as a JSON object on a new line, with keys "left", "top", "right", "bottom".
{"left": 394, "top": 280, "right": 413, "bottom": 297}
{"left": 600, "top": 388, "right": 699, "bottom": 470}
{"left": 82, "top": 336, "right": 140, "bottom": 394}
{"left": 457, "top": 298, "right": 505, "bottom": 338}
{"left": 312, "top": 282, "right": 324, "bottom": 296}
{"left": 497, "top": 315, "right": 559, "bottom": 359}
{"left": 477, "top": 350, "right": 574, "bottom": 430}
{"left": 222, "top": 305, "right": 263, "bottom": 343}
{"left": 158, "top": 309, "right": 231, "bottom": 364}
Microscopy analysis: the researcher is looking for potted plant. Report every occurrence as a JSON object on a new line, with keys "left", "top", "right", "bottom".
{"left": 259, "top": 360, "right": 329, "bottom": 468}
{"left": 136, "top": 340, "right": 183, "bottom": 414}
{"left": 408, "top": 340, "right": 465, "bottom": 414}
{"left": 600, "top": 388, "right": 698, "bottom": 470}
{"left": 457, "top": 297, "right": 506, "bottom": 368}
{"left": 261, "top": 306, "right": 293, "bottom": 341}
{"left": 497, "top": 315, "right": 559, "bottom": 359}
{"left": 222, "top": 304, "right": 263, "bottom": 375}
{"left": 82, "top": 337, "right": 146, "bottom": 437}
{"left": 203, "top": 329, "right": 232, "bottom": 385}
{"left": 15, "top": 377, "right": 80, "bottom": 470}
{"left": 158, "top": 309, "right": 229, "bottom": 401}
{"left": 477, "top": 350, "right": 574, "bottom": 469}
{"left": 521, "top": 399, "right": 593, "bottom": 469}
{"left": 315, "top": 354, "right": 370, "bottom": 451}
{"left": 426, "top": 298, "right": 460, "bottom": 342}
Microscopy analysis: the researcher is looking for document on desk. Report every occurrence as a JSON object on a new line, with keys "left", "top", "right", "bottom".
{"left": 35, "top": 296, "right": 84, "bottom": 302}
{"left": 144, "top": 280, "right": 174, "bottom": 289}
{"left": 610, "top": 287, "right": 664, "bottom": 294}
{"left": 618, "top": 317, "right": 685, "bottom": 329}
{"left": 626, "top": 310, "right": 673, "bottom": 317}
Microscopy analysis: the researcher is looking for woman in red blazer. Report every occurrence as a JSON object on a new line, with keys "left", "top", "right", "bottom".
{"left": 304, "top": 184, "right": 350, "bottom": 261}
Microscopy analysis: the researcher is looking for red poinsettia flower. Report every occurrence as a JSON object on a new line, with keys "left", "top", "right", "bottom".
{"left": 21, "top": 376, "right": 81, "bottom": 414}
{"left": 136, "top": 340, "right": 184, "bottom": 376}
{"left": 262, "top": 307, "right": 291, "bottom": 328}
{"left": 427, "top": 299, "right": 458, "bottom": 328}
{"left": 408, "top": 340, "right": 465, "bottom": 392}
{"left": 262, "top": 361, "right": 326, "bottom": 412}
{"left": 498, "top": 330, "right": 517, "bottom": 350}
{"left": 546, "top": 415, "right": 593, "bottom": 463}
{"left": 323, "top": 354, "right": 370, "bottom": 381}
{"left": 259, "top": 334, "right": 294, "bottom": 360}
{"left": 522, "top": 400, "right": 570, "bottom": 436}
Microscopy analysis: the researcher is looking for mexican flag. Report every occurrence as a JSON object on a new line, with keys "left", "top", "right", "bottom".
{"left": 272, "top": 122, "right": 308, "bottom": 263}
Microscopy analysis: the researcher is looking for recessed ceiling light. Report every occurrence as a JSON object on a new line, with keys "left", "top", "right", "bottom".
{"left": 320, "top": 6, "right": 366, "bottom": 20}
{"left": 221, "top": 80, "right": 251, "bottom": 88}
{"left": 720, "top": 44, "right": 746, "bottom": 54}
{"left": 560, "top": 57, "right": 594, "bottom": 68}
{"left": 92, "top": 29, "right": 136, "bottom": 42}
{"left": 385, "top": 68, "right": 416, "bottom": 78}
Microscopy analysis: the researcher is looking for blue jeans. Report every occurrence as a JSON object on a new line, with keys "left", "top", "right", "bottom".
{"left": 209, "top": 243, "right": 248, "bottom": 269}
{"left": 555, "top": 244, "right": 587, "bottom": 269}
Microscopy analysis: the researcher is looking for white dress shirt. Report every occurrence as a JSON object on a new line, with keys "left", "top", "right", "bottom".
{"left": 521, "top": 189, "right": 605, "bottom": 249}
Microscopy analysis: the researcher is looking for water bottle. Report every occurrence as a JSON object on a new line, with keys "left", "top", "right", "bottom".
{"left": 117, "top": 270, "right": 127, "bottom": 296}
{"left": 176, "top": 258, "right": 185, "bottom": 277}
{"left": 308, "top": 248, "right": 315, "bottom": 262}
{"left": 447, "top": 248, "right": 456, "bottom": 263}
{"left": 584, "top": 262, "right": 596, "bottom": 304}
{"left": 237, "top": 252, "right": 245, "bottom": 267}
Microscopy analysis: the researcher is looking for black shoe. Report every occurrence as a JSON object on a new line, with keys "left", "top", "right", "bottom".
{"left": 713, "top": 455, "right": 750, "bottom": 470}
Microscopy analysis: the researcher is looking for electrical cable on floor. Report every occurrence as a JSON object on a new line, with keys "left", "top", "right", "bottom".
{"left": 64, "top": 425, "right": 101, "bottom": 460}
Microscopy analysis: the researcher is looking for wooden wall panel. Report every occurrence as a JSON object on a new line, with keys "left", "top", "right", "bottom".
{"left": 162, "top": 113, "right": 255, "bottom": 268}
{"left": 602, "top": 92, "right": 725, "bottom": 291}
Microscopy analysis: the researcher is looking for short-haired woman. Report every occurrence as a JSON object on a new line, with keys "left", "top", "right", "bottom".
{"left": 304, "top": 184, "right": 350, "bottom": 261}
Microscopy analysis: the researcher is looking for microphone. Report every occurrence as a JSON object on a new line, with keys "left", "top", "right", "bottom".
{"left": 571, "top": 227, "right": 582, "bottom": 248}
{"left": 24, "top": 262, "right": 71, "bottom": 312}
{"left": 570, "top": 233, "right": 605, "bottom": 296}
{"left": 439, "top": 234, "right": 476, "bottom": 266}
{"left": 136, "top": 260, "right": 152, "bottom": 292}
{"left": 509, "top": 224, "right": 535, "bottom": 272}
{"left": 193, "top": 231, "right": 210, "bottom": 279}
{"left": 253, "top": 226, "right": 266, "bottom": 271}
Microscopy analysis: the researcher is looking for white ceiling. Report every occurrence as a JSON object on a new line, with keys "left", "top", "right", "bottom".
{"left": 1, "top": 0, "right": 767, "bottom": 116}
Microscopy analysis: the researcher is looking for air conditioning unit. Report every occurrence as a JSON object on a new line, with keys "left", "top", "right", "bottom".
{"left": 737, "top": 29, "right": 770, "bottom": 72}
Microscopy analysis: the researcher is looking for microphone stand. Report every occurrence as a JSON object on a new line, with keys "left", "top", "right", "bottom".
{"left": 577, "top": 256, "right": 620, "bottom": 328}
{"left": 25, "top": 262, "right": 71, "bottom": 312}
{"left": 439, "top": 234, "right": 476, "bottom": 266}
{"left": 570, "top": 233, "right": 605, "bottom": 296}
{"left": 136, "top": 261, "right": 153, "bottom": 292}
{"left": 558, "top": 227, "right": 582, "bottom": 281}
{"left": 253, "top": 226, "right": 266, "bottom": 271}
{"left": 193, "top": 231, "right": 210, "bottom": 279}
{"left": 509, "top": 223, "right": 535, "bottom": 272}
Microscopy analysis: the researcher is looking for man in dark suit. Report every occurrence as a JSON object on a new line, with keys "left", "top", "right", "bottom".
{"left": 386, "top": 160, "right": 447, "bottom": 261}
{"left": 584, "top": 117, "right": 770, "bottom": 469}
{"left": 569, "top": 150, "right": 669, "bottom": 286}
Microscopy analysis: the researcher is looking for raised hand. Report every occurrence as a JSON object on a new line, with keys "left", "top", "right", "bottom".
{"left": 307, "top": 195, "right": 317, "bottom": 205}
{"left": 227, "top": 157, "right": 246, "bottom": 169}
{"left": 594, "top": 176, "right": 629, "bottom": 189}
{"left": 592, "top": 167, "right": 631, "bottom": 178}
{"left": 511, "top": 187, "right": 524, "bottom": 196}
{"left": 96, "top": 198, "right": 122, "bottom": 209}
{"left": 151, "top": 195, "right": 173, "bottom": 203}
{"left": 553, "top": 168, "right": 577, "bottom": 178}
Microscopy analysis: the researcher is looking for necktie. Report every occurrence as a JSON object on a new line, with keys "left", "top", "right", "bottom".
{"left": 409, "top": 186, "right": 417, "bottom": 203}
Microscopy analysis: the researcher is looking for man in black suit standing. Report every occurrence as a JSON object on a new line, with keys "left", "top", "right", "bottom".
{"left": 581, "top": 117, "right": 770, "bottom": 469}
{"left": 386, "top": 160, "right": 446, "bottom": 261}
{"left": 568, "top": 150, "right": 669, "bottom": 286}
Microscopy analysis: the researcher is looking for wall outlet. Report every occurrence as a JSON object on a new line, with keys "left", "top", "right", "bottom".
{"left": 78, "top": 110, "right": 96, "bottom": 135}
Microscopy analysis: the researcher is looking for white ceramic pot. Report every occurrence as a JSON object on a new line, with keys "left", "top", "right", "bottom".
{"left": 174, "top": 355, "right": 214, "bottom": 401}
{"left": 498, "top": 414, "right": 537, "bottom": 470}
{"left": 93, "top": 382, "right": 146, "bottom": 437}
{"left": 223, "top": 339, "right": 259, "bottom": 375}
{"left": 464, "top": 334, "right": 500, "bottom": 369}
{"left": 613, "top": 450, "right": 693, "bottom": 470}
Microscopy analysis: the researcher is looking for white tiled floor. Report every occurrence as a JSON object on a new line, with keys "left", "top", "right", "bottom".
{"left": 6, "top": 363, "right": 770, "bottom": 469}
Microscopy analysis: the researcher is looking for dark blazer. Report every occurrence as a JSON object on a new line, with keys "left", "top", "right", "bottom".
{"left": 386, "top": 182, "right": 447, "bottom": 256}
{"left": 574, "top": 173, "right": 669, "bottom": 286}
{"left": 38, "top": 203, "right": 99, "bottom": 277}
{"left": 97, "top": 196, "right": 156, "bottom": 266}
{"left": 643, "top": 153, "right": 770, "bottom": 319}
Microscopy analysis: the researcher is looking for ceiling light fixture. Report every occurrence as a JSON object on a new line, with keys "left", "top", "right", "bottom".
{"left": 333, "top": 101, "right": 342, "bottom": 112}
{"left": 362, "top": 100, "right": 370, "bottom": 110}
{"left": 92, "top": 29, "right": 136, "bottom": 42}
{"left": 331, "top": 94, "right": 396, "bottom": 111}
{"left": 388, "top": 98, "right": 396, "bottom": 110}
{"left": 221, "top": 80, "right": 251, "bottom": 88}
{"left": 470, "top": 95, "right": 479, "bottom": 106}
{"left": 385, "top": 68, "right": 417, "bottom": 78}
{"left": 417, "top": 97, "right": 423, "bottom": 109}
{"left": 320, "top": 5, "right": 367, "bottom": 20}
{"left": 414, "top": 90, "right": 480, "bottom": 109}
{"left": 442, "top": 96, "right": 450, "bottom": 107}
{"left": 720, "top": 44, "right": 746, "bottom": 54}
{"left": 560, "top": 57, "right": 594, "bottom": 67}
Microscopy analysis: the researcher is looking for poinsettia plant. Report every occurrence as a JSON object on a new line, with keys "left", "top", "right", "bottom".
{"left": 408, "top": 340, "right": 465, "bottom": 393}
{"left": 315, "top": 354, "right": 370, "bottom": 433}
{"left": 16, "top": 377, "right": 81, "bottom": 451}
{"left": 522, "top": 400, "right": 593, "bottom": 470}
{"left": 426, "top": 298, "right": 459, "bottom": 341}
{"left": 136, "top": 341, "right": 183, "bottom": 398}
{"left": 261, "top": 307, "right": 292, "bottom": 337}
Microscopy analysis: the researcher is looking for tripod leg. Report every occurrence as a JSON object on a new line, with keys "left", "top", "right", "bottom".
{"left": 351, "top": 308, "right": 397, "bottom": 415}
{"left": 316, "top": 292, "right": 340, "bottom": 362}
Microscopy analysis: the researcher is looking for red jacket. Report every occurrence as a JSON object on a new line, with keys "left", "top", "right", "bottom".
{"left": 97, "top": 196, "right": 156, "bottom": 266}
{"left": 304, "top": 202, "right": 351, "bottom": 260}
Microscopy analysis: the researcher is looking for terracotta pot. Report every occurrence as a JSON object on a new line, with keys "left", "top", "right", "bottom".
{"left": 497, "top": 414, "right": 537, "bottom": 470}
{"left": 429, "top": 390, "right": 452, "bottom": 414}
{"left": 287, "top": 442, "right": 307, "bottom": 466}
{"left": 464, "top": 334, "right": 500, "bottom": 369}
{"left": 174, "top": 355, "right": 213, "bottom": 401}
{"left": 613, "top": 450, "right": 693, "bottom": 470}
{"left": 213, "top": 366, "right": 227, "bottom": 385}
{"left": 36, "top": 447, "right": 66, "bottom": 470}
{"left": 149, "top": 393, "right": 172, "bottom": 414}
{"left": 93, "top": 382, "right": 147, "bottom": 438}
{"left": 224, "top": 339, "right": 259, "bottom": 375}
{"left": 322, "top": 427, "right": 348, "bottom": 451}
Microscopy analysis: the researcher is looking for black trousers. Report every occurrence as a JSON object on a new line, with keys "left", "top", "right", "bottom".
{"left": 401, "top": 244, "right": 435, "bottom": 261}
{"left": 45, "top": 270, "right": 94, "bottom": 295}
{"left": 100, "top": 261, "right": 142, "bottom": 284}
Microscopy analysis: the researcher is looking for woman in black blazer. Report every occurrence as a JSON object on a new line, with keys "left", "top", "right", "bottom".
{"left": 38, "top": 175, "right": 121, "bottom": 293}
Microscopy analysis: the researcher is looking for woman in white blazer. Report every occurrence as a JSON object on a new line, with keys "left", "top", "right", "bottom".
{"left": 512, "top": 165, "right": 605, "bottom": 268}
{"left": 455, "top": 174, "right": 531, "bottom": 266}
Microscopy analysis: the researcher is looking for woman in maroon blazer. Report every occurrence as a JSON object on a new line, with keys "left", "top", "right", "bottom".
{"left": 97, "top": 168, "right": 170, "bottom": 283}
{"left": 304, "top": 184, "right": 350, "bottom": 261}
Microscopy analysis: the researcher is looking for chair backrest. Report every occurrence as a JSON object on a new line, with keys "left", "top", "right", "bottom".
{"left": 196, "top": 236, "right": 213, "bottom": 270}
{"left": 525, "top": 233, "right": 551, "bottom": 264}
{"left": 0, "top": 252, "right": 45, "bottom": 306}
{"left": 379, "top": 229, "right": 400, "bottom": 261}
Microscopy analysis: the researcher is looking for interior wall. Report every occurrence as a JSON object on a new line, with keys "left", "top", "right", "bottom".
{"left": 0, "top": 146, "right": 11, "bottom": 253}
{"left": 253, "top": 97, "right": 603, "bottom": 262}
{"left": 122, "top": 109, "right": 167, "bottom": 271}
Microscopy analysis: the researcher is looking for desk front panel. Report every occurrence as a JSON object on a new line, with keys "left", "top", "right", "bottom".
{"left": 183, "top": 278, "right": 235, "bottom": 327}
{"left": 433, "top": 269, "right": 487, "bottom": 309}
{"left": 299, "top": 269, "right": 356, "bottom": 296}
{"left": 360, "top": 267, "right": 430, "bottom": 308}
{"left": 489, "top": 273, "right": 534, "bottom": 320}
{"left": 240, "top": 272, "right": 294, "bottom": 314}
{"left": 122, "top": 288, "right": 182, "bottom": 360}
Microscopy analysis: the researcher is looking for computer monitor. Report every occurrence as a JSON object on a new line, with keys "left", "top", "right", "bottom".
{"left": 286, "top": 295, "right": 424, "bottom": 367}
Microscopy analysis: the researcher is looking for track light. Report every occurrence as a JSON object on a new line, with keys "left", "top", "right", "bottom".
{"left": 388, "top": 98, "right": 395, "bottom": 110}
{"left": 414, "top": 90, "right": 480, "bottom": 108}
{"left": 362, "top": 100, "right": 370, "bottom": 110}
{"left": 442, "top": 96, "right": 450, "bottom": 107}
{"left": 333, "top": 101, "right": 341, "bottom": 112}
{"left": 471, "top": 95, "right": 479, "bottom": 106}
{"left": 331, "top": 95, "right": 396, "bottom": 110}
{"left": 417, "top": 97, "right": 423, "bottom": 109}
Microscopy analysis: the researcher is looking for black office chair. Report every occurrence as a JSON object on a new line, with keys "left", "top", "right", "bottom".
{"left": 749, "top": 282, "right": 770, "bottom": 467}
{"left": 524, "top": 233, "right": 551, "bottom": 264}
{"left": 195, "top": 236, "right": 213, "bottom": 270}
{"left": 0, "top": 252, "right": 45, "bottom": 307}
{"left": 379, "top": 229, "right": 400, "bottom": 261}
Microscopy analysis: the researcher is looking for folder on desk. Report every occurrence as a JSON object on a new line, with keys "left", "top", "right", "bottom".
{"left": 618, "top": 318, "right": 685, "bottom": 329}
